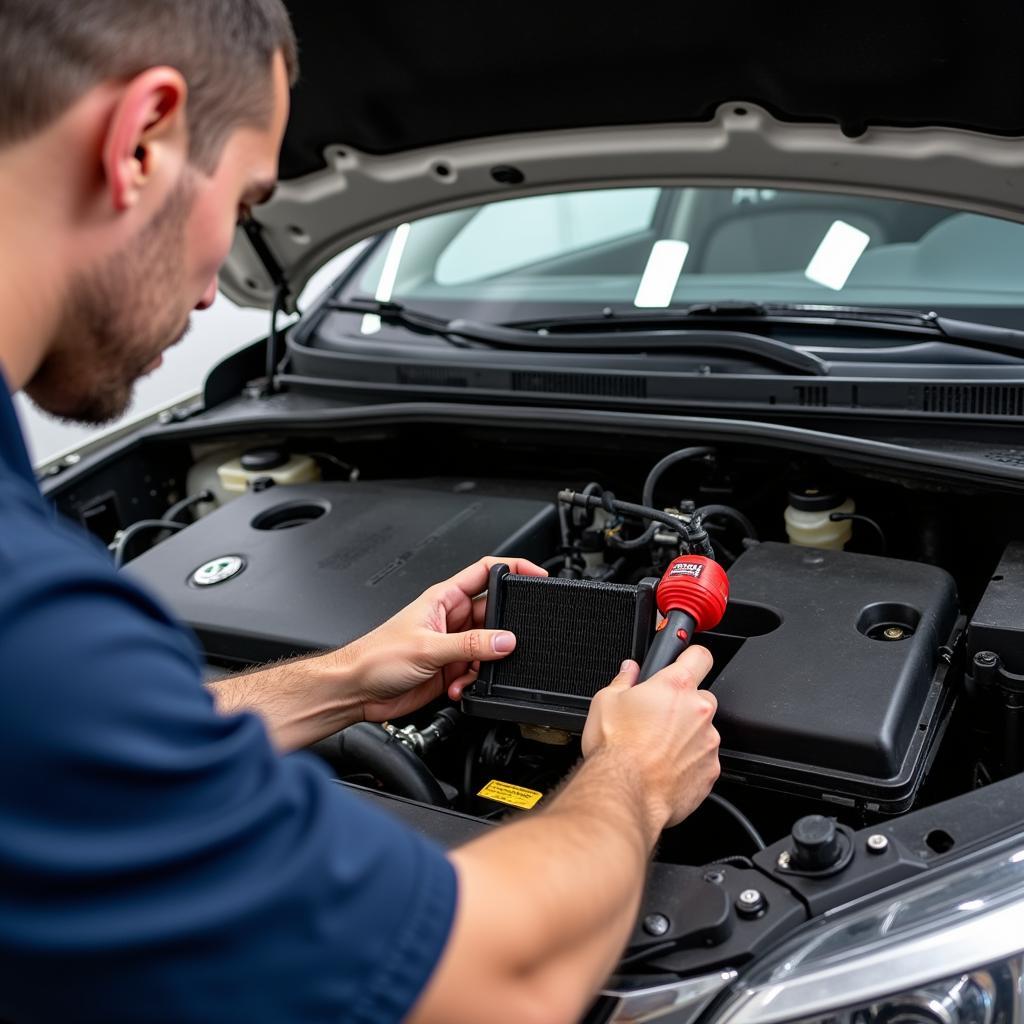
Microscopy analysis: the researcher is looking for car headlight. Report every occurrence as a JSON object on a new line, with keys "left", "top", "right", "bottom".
{"left": 713, "top": 840, "right": 1024, "bottom": 1024}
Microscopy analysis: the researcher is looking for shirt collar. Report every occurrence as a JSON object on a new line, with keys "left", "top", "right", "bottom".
{"left": 0, "top": 371, "right": 41, "bottom": 488}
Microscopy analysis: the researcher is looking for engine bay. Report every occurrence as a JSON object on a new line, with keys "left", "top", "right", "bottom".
{"left": 61, "top": 425, "right": 1024, "bottom": 868}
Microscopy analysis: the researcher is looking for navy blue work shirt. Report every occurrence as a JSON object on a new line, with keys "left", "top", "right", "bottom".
{"left": 0, "top": 380, "right": 456, "bottom": 1023}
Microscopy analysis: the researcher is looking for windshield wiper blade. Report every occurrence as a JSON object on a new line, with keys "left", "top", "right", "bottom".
{"left": 328, "top": 298, "right": 827, "bottom": 374}
{"left": 528, "top": 303, "right": 1024, "bottom": 360}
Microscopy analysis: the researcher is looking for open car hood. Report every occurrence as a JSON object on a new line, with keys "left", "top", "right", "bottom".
{"left": 222, "top": 1, "right": 1024, "bottom": 310}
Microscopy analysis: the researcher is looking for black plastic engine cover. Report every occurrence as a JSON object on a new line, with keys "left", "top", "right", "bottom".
{"left": 706, "top": 543, "right": 959, "bottom": 812}
{"left": 124, "top": 482, "right": 557, "bottom": 664}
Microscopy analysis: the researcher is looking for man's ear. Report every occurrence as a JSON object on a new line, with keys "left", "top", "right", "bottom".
{"left": 101, "top": 67, "right": 189, "bottom": 213}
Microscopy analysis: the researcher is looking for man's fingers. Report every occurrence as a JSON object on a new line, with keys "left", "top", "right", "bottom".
{"left": 441, "top": 556, "right": 548, "bottom": 608}
{"left": 429, "top": 628, "right": 517, "bottom": 668}
{"left": 650, "top": 645, "right": 714, "bottom": 691}
{"left": 604, "top": 659, "right": 640, "bottom": 692}
{"left": 447, "top": 666, "right": 479, "bottom": 701}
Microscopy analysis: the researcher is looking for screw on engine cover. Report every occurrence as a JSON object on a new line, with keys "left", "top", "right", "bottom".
{"left": 883, "top": 626, "right": 907, "bottom": 641}
{"left": 776, "top": 850, "right": 791, "bottom": 870}
{"left": 866, "top": 834, "right": 890, "bottom": 854}
{"left": 736, "top": 889, "right": 766, "bottom": 918}
{"left": 703, "top": 870, "right": 726, "bottom": 885}
{"left": 642, "top": 913, "right": 671, "bottom": 937}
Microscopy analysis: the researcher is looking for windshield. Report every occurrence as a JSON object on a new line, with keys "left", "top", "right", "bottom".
{"left": 348, "top": 186, "right": 1024, "bottom": 327}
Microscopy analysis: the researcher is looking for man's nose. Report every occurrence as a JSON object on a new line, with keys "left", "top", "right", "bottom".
{"left": 196, "top": 276, "right": 219, "bottom": 311}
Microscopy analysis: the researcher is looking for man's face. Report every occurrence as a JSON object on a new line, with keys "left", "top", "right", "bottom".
{"left": 25, "top": 53, "right": 290, "bottom": 424}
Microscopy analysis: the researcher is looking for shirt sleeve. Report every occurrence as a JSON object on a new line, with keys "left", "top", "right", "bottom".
{"left": 0, "top": 504, "right": 456, "bottom": 1024}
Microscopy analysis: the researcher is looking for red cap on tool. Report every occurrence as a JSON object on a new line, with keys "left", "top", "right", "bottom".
{"left": 656, "top": 556, "right": 729, "bottom": 634}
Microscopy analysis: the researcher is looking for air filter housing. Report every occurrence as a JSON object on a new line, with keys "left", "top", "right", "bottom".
{"left": 463, "top": 566, "right": 657, "bottom": 730}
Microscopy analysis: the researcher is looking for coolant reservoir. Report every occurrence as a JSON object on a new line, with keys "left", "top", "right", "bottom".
{"left": 217, "top": 448, "right": 321, "bottom": 495}
{"left": 784, "top": 486, "right": 855, "bottom": 550}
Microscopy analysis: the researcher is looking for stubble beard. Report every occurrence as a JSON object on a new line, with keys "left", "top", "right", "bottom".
{"left": 25, "top": 178, "right": 196, "bottom": 426}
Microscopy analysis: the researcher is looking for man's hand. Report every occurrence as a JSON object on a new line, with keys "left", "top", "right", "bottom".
{"left": 411, "top": 646, "right": 720, "bottom": 1024}
{"left": 335, "top": 556, "right": 548, "bottom": 722}
{"left": 582, "top": 648, "right": 720, "bottom": 832}
{"left": 208, "top": 556, "right": 546, "bottom": 750}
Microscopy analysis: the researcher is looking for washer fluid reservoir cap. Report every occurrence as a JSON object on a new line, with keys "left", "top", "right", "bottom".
{"left": 787, "top": 485, "right": 844, "bottom": 512}
{"left": 241, "top": 447, "right": 289, "bottom": 472}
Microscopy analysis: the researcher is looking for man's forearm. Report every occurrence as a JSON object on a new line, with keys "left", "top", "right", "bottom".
{"left": 491, "top": 749, "right": 662, "bottom": 1007}
{"left": 207, "top": 653, "right": 363, "bottom": 752}
{"left": 415, "top": 750, "right": 665, "bottom": 1024}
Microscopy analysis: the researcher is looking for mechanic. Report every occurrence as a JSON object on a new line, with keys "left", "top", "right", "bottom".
{"left": 0, "top": 3, "right": 721, "bottom": 1022}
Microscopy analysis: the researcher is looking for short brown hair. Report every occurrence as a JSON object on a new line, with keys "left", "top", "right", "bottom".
{"left": 0, "top": 0, "right": 298, "bottom": 172}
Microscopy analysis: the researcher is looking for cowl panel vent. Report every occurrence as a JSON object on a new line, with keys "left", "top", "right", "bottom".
{"left": 511, "top": 371, "right": 647, "bottom": 398}
{"left": 922, "top": 385, "right": 1024, "bottom": 416}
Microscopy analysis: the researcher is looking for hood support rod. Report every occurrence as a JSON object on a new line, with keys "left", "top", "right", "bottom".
{"left": 241, "top": 217, "right": 292, "bottom": 396}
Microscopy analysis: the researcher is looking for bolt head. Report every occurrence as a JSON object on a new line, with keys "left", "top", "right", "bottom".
{"left": 736, "top": 889, "right": 766, "bottom": 918}
{"left": 642, "top": 913, "right": 671, "bottom": 937}
{"left": 867, "top": 833, "right": 890, "bottom": 854}
{"left": 703, "top": 870, "right": 726, "bottom": 885}
{"left": 883, "top": 626, "right": 906, "bottom": 641}
{"left": 777, "top": 850, "right": 791, "bottom": 870}
{"left": 976, "top": 651, "right": 998, "bottom": 667}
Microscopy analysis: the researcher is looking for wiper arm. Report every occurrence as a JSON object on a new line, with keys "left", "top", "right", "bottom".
{"left": 928, "top": 315, "right": 1024, "bottom": 360}
{"left": 757, "top": 304, "right": 1024, "bottom": 359}
{"left": 328, "top": 298, "right": 481, "bottom": 349}
{"left": 528, "top": 302, "right": 1024, "bottom": 360}
{"left": 328, "top": 298, "right": 827, "bottom": 375}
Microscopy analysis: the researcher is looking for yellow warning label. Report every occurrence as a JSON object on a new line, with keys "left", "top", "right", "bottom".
{"left": 477, "top": 779, "right": 543, "bottom": 810}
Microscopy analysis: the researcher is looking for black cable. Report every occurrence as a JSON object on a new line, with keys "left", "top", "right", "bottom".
{"left": 642, "top": 446, "right": 715, "bottom": 509}
{"left": 829, "top": 512, "right": 887, "bottom": 555}
{"left": 162, "top": 490, "right": 215, "bottom": 525}
{"left": 707, "top": 792, "right": 767, "bottom": 851}
{"left": 111, "top": 520, "right": 187, "bottom": 569}
{"left": 307, "top": 451, "right": 358, "bottom": 480}
{"left": 693, "top": 504, "right": 759, "bottom": 542}
{"left": 709, "top": 538, "right": 740, "bottom": 566}
{"left": 707, "top": 854, "right": 756, "bottom": 869}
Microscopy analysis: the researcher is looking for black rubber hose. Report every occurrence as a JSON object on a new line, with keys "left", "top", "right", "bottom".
{"left": 111, "top": 520, "right": 187, "bottom": 569}
{"left": 707, "top": 793, "right": 767, "bottom": 851}
{"left": 693, "top": 504, "right": 759, "bottom": 542}
{"left": 829, "top": 512, "right": 887, "bottom": 555}
{"left": 163, "top": 490, "right": 215, "bottom": 525}
{"left": 642, "top": 446, "right": 715, "bottom": 509}
{"left": 573, "top": 481, "right": 604, "bottom": 528}
{"left": 309, "top": 723, "right": 449, "bottom": 807}
{"left": 558, "top": 490, "right": 689, "bottom": 540}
